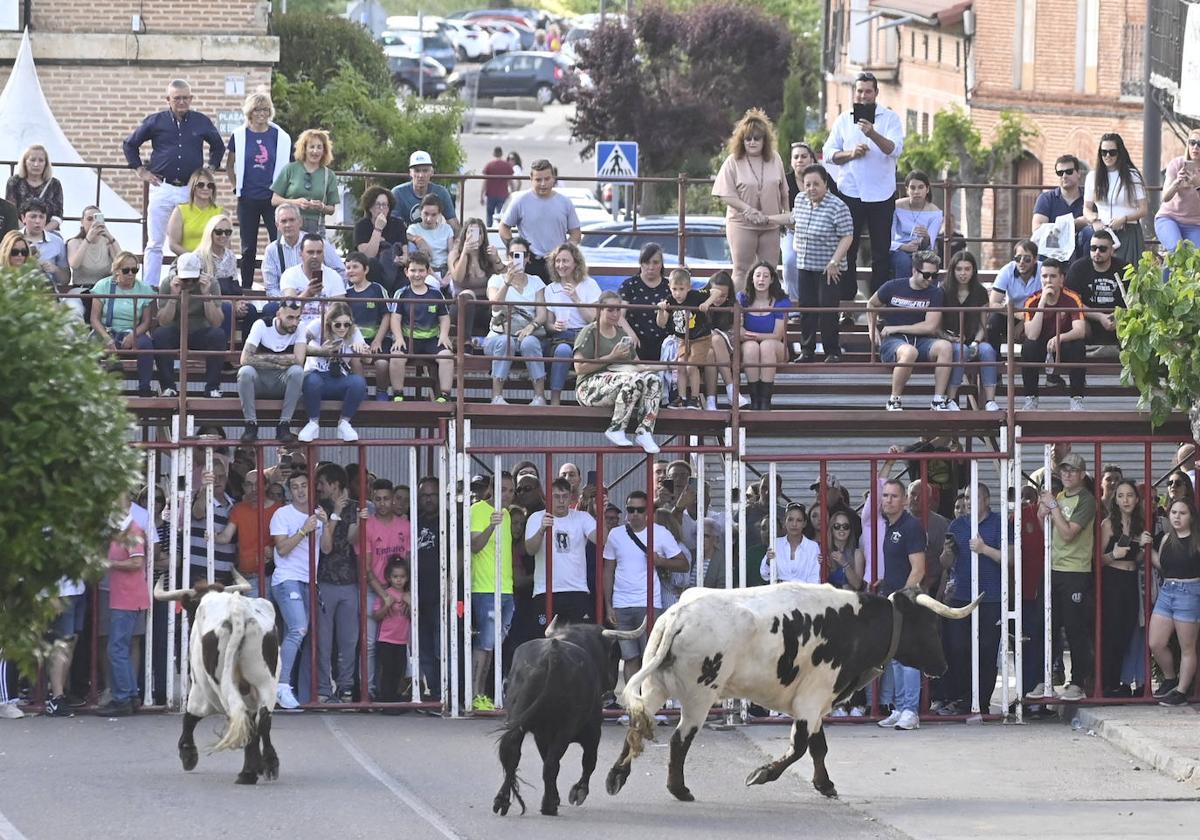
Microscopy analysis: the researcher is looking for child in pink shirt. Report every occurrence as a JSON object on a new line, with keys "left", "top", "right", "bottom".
{"left": 102, "top": 516, "right": 149, "bottom": 715}
{"left": 371, "top": 557, "right": 412, "bottom": 702}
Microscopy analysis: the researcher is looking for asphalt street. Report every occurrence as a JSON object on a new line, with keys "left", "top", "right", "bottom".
{"left": 1, "top": 712, "right": 1196, "bottom": 840}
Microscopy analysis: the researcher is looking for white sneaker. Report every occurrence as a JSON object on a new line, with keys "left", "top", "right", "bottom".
{"left": 634, "top": 432, "right": 660, "bottom": 454}
{"left": 705, "top": 396, "right": 717, "bottom": 411}
{"left": 829, "top": 706, "right": 848, "bottom": 718}
{"left": 895, "top": 710, "right": 920, "bottom": 730}
{"left": 931, "top": 396, "right": 959, "bottom": 411}
{"left": 617, "top": 713, "right": 630, "bottom": 725}
{"left": 1056, "top": 683, "right": 1086, "bottom": 702}
{"left": 336, "top": 419, "right": 359, "bottom": 442}
{"left": 529, "top": 395, "right": 547, "bottom": 406}
{"left": 604, "top": 428, "right": 633, "bottom": 447}
{"left": 276, "top": 684, "right": 300, "bottom": 710}
{"left": 849, "top": 705, "right": 866, "bottom": 717}
{"left": 490, "top": 395, "right": 509, "bottom": 405}
{"left": 877, "top": 709, "right": 902, "bottom": 727}
{"left": 1022, "top": 395, "right": 1039, "bottom": 410}
{"left": 1025, "top": 682, "right": 1052, "bottom": 700}
{"left": 738, "top": 393, "right": 752, "bottom": 408}
{"left": 1069, "top": 396, "right": 1085, "bottom": 412}
{"left": 885, "top": 396, "right": 902, "bottom": 411}
{"left": 984, "top": 399, "right": 1001, "bottom": 412}
{"left": 0, "top": 701, "right": 23, "bottom": 719}
{"left": 298, "top": 420, "right": 320, "bottom": 442}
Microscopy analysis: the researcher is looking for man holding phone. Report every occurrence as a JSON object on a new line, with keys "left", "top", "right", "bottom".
{"left": 279, "top": 233, "right": 348, "bottom": 332}
{"left": 822, "top": 71, "right": 905, "bottom": 298}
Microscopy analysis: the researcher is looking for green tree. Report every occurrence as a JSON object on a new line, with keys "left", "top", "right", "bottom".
{"left": 0, "top": 271, "right": 140, "bottom": 671}
{"left": 273, "top": 11, "right": 392, "bottom": 99}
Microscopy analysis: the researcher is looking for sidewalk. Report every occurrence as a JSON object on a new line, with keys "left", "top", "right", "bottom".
{"left": 1068, "top": 704, "right": 1200, "bottom": 788}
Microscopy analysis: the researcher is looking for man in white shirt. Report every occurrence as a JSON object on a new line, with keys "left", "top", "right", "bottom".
{"left": 237, "top": 299, "right": 304, "bottom": 444}
{"left": 603, "top": 490, "right": 688, "bottom": 681}
{"left": 269, "top": 472, "right": 332, "bottom": 709}
{"left": 525, "top": 477, "right": 597, "bottom": 626}
{"left": 261, "top": 204, "right": 346, "bottom": 297}
{"left": 279, "top": 233, "right": 348, "bottom": 332}
{"left": 822, "top": 71, "right": 905, "bottom": 299}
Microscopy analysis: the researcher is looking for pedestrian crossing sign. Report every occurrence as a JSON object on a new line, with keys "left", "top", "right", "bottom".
{"left": 596, "top": 141, "right": 639, "bottom": 180}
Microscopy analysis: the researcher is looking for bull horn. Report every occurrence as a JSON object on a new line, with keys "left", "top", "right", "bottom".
{"left": 153, "top": 577, "right": 195, "bottom": 602}
{"left": 224, "top": 569, "right": 251, "bottom": 595}
{"left": 914, "top": 592, "right": 983, "bottom": 620}
{"left": 602, "top": 617, "right": 647, "bottom": 641}
{"left": 545, "top": 615, "right": 561, "bottom": 637}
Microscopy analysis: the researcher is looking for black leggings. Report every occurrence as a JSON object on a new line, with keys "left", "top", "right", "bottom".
{"left": 376, "top": 641, "right": 410, "bottom": 702}
{"left": 1100, "top": 566, "right": 1139, "bottom": 692}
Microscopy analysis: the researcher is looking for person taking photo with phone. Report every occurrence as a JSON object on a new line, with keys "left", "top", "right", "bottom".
{"left": 484, "top": 237, "right": 548, "bottom": 405}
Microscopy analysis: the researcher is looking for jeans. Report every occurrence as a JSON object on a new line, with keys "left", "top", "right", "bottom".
{"left": 108, "top": 608, "right": 141, "bottom": 704}
{"left": 485, "top": 196, "right": 505, "bottom": 228}
{"left": 237, "top": 364, "right": 304, "bottom": 424}
{"left": 889, "top": 249, "right": 914, "bottom": 281}
{"left": 471, "top": 592, "right": 515, "bottom": 651}
{"left": 237, "top": 196, "right": 278, "bottom": 289}
{"left": 797, "top": 268, "right": 841, "bottom": 355}
{"left": 546, "top": 329, "right": 581, "bottom": 392}
{"left": 968, "top": 340, "right": 1000, "bottom": 389}
{"left": 107, "top": 330, "right": 155, "bottom": 392}
{"left": 842, "top": 193, "right": 896, "bottom": 297}
{"left": 272, "top": 580, "right": 310, "bottom": 693}
{"left": 1154, "top": 216, "right": 1200, "bottom": 252}
{"left": 151, "top": 323, "right": 226, "bottom": 391}
{"left": 485, "top": 332, "right": 546, "bottom": 383}
{"left": 316, "top": 582, "right": 360, "bottom": 698}
{"left": 302, "top": 370, "right": 367, "bottom": 421}
{"left": 887, "top": 659, "right": 922, "bottom": 713}
{"left": 781, "top": 230, "right": 798, "bottom": 301}
{"left": 1022, "top": 597, "right": 1046, "bottom": 693}
{"left": 144, "top": 182, "right": 190, "bottom": 289}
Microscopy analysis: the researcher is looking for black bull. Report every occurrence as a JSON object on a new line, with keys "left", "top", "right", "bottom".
{"left": 493, "top": 617, "right": 645, "bottom": 817}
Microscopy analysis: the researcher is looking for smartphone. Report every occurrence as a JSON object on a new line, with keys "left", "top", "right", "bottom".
{"left": 93, "top": 212, "right": 105, "bottom": 225}
{"left": 1117, "top": 534, "right": 1132, "bottom": 548}
{"left": 852, "top": 102, "right": 876, "bottom": 125}
{"left": 511, "top": 251, "right": 525, "bottom": 268}
{"left": 586, "top": 469, "right": 597, "bottom": 487}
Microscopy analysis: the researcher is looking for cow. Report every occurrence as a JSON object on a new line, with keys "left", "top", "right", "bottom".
{"left": 153, "top": 571, "right": 281, "bottom": 785}
{"left": 493, "top": 616, "right": 646, "bottom": 817}
{"left": 604, "top": 583, "right": 980, "bottom": 802}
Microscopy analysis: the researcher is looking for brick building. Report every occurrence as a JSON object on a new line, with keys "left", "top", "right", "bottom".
{"left": 0, "top": 1, "right": 278, "bottom": 217}
{"left": 823, "top": 0, "right": 1187, "bottom": 262}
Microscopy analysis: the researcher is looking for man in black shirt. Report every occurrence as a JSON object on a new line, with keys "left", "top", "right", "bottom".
{"left": 415, "top": 476, "right": 444, "bottom": 699}
{"left": 1065, "top": 229, "right": 1125, "bottom": 346}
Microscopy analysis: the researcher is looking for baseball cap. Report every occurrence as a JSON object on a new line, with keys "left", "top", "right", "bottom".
{"left": 409, "top": 150, "right": 433, "bottom": 168}
{"left": 809, "top": 474, "right": 841, "bottom": 491}
{"left": 1058, "top": 453, "right": 1086, "bottom": 472}
{"left": 176, "top": 252, "right": 203, "bottom": 279}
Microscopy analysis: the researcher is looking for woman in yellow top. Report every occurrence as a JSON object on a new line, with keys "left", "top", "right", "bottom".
{"left": 712, "top": 108, "right": 791, "bottom": 291}
{"left": 166, "top": 168, "right": 223, "bottom": 256}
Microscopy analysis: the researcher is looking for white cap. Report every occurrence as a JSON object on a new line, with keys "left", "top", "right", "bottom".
{"left": 409, "top": 150, "right": 433, "bottom": 168}
{"left": 176, "top": 252, "right": 204, "bottom": 279}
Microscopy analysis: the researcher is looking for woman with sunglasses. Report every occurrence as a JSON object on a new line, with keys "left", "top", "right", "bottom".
{"left": 1080, "top": 133, "right": 1147, "bottom": 265}
{"left": 985, "top": 239, "right": 1041, "bottom": 351}
{"left": 90, "top": 251, "right": 157, "bottom": 397}
{"left": 1148, "top": 499, "right": 1200, "bottom": 706}
{"left": 194, "top": 214, "right": 251, "bottom": 340}
{"left": 1155, "top": 128, "right": 1200, "bottom": 253}
{"left": 826, "top": 510, "right": 866, "bottom": 592}
{"left": 67, "top": 205, "right": 122, "bottom": 290}
{"left": 0, "top": 230, "right": 32, "bottom": 269}
{"left": 762, "top": 503, "right": 822, "bottom": 585}
{"left": 485, "top": 237, "right": 549, "bottom": 405}
{"left": 272, "top": 129, "right": 339, "bottom": 234}
{"left": 297, "top": 301, "right": 369, "bottom": 443}
{"left": 166, "top": 168, "right": 223, "bottom": 258}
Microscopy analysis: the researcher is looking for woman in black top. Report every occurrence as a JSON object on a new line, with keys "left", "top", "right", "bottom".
{"left": 354, "top": 186, "right": 408, "bottom": 293}
{"left": 618, "top": 242, "right": 672, "bottom": 361}
{"left": 1149, "top": 499, "right": 1200, "bottom": 705}
{"left": 1098, "top": 480, "right": 1153, "bottom": 696}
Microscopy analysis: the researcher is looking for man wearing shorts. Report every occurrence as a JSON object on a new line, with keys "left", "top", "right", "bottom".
{"left": 44, "top": 577, "right": 87, "bottom": 717}
{"left": 603, "top": 490, "right": 688, "bottom": 682}
{"left": 469, "top": 472, "right": 515, "bottom": 709}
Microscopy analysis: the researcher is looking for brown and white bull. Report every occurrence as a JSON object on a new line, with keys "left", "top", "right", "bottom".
{"left": 153, "top": 572, "right": 281, "bottom": 785}
{"left": 605, "top": 583, "right": 979, "bottom": 802}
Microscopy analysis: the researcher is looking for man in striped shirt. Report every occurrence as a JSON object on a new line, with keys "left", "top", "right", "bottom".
{"left": 191, "top": 456, "right": 238, "bottom": 585}
{"left": 792, "top": 165, "right": 853, "bottom": 362}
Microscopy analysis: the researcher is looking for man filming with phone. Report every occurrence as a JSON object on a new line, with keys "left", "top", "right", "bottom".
{"left": 279, "top": 233, "right": 347, "bottom": 332}
{"left": 822, "top": 71, "right": 905, "bottom": 298}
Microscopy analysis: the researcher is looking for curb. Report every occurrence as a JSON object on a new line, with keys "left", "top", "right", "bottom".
{"left": 1071, "top": 706, "right": 1200, "bottom": 789}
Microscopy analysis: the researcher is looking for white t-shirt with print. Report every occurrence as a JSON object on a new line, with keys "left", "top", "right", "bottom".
{"left": 525, "top": 509, "right": 596, "bottom": 596}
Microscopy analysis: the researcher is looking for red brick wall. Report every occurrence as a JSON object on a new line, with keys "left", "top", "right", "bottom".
{"left": 31, "top": 0, "right": 267, "bottom": 35}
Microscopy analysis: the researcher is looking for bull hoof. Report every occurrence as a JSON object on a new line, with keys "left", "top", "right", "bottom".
{"left": 745, "top": 765, "right": 774, "bottom": 786}
{"left": 605, "top": 766, "right": 628, "bottom": 796}
{"left": 235, "top": 771, "right": 258, "bottom": 785}
{"left": 540, "top": 799, "right": 559, "bottom": 816}
{"left": 261, "top": 757, "right": 279, "bottom": 781}
{"left": 668, "top": 784, "right": 694, "bottom": 802}
{"left": 492, "top": 796, "right": 510, "bottom": 816}
{"left": 815, "top": 780, "right": 838, "bottom": 799}
{"left": 568, "top": 783, "right": 589, "bottom": 806}
{"left": 179, "top": 745, "right": 198, "bottom": 772}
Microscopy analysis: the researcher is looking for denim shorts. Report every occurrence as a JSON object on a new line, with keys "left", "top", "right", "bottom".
{"left": 1153, "top": 578, "right": 1200, "bottom": 623}
{"left": 880, "top": 334, "right": 941, "bottom": 364}
{"left": 49, "top": 594, "right": 86, "bottom": 640}
{"left": 471, "top": 593, "right": 514, "bottom": 651}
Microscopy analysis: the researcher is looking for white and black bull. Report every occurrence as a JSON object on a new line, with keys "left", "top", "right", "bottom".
{"left": 493, "top": 616, "right": 646, "bottom": 817}
{"left": 605, "top": 583, "right": 980, "bottom": 801}
{"left": 153, "top": 572, "right": 282, "bottom": 785}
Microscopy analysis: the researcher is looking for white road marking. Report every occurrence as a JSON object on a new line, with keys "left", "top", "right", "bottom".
{"left": 0, "top": 810, "right": 31, "bottom": 840}
{"left": 324, "top": 716, "right": 466, "bottom": 840}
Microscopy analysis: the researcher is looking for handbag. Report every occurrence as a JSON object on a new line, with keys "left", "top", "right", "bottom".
{"left": 491, "top": 303, "right": 546, "bottom": 338}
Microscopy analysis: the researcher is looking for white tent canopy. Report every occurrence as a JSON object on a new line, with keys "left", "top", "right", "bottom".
{"left": 0, "top": 30, "right": 142, "bottom": 250}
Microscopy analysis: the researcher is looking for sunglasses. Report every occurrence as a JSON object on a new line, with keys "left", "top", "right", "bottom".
{"left": 279, "top": 300, "right": 303, "bottom": 310}
{"left": 196, "top": 182, "right": 216, "bottom": 190}
{"left": 626, "top": 506, "right": 646, "bottom": 514}
{"left": 832, "top": 523, "right": 851, "bottom": 531}
{"left": 213, "top": 228, "right": 233, "bottom": 236}
{"left": 1189, "top": 139, "right": 1200, "bottom": 148}
{"left": 1168, "top": 479, "right": 1188, "bottom": 487}
{"left": 745, "top": 134, "right": 765, "bottom": 142}
{"left": 118, "top": 266, "right": 138, "bottom": 275}
{"left": 10, "top": 248, "right": 28, "bottom": 256}
{"left": 1089, "top": 244, "right": 1109, "bottom": 252}
{"left": 916, "top": 269, "right": 938, "bottom": 280}
{"left": 303, "top": 174, "right": 313, "bottom": 191}
{"left": 1015, "top": 253, "right": 1034, "bottom": 262}
{"left": 1055, "top": 167, "right": 1075, "bottom": 176}
{"left": 331, "top": 320, "right": 353, "bottom": 328}
{"left": 1100, "top": 148, "right": 1119, "bottom": 157}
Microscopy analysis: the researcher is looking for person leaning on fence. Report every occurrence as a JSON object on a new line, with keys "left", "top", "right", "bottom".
{"left": 6, "top": 143, "right": 63, "bottom": 231}
{"left": 388, "top": 252, "right": 454, "bottom": 403}
{"left": 1020, "top": 258, "right": 1087, "bottom": 411}
{"left": 237, "top": 298, "right": 305, "bottom": 444}
{"left": 226, "top": 89, "right": 291, "bottom": 290}
{"left": 90, "top": 251, "right": 156, "bottom": 397}
{"left": 485, "top": 236, "right": 548, "bottom": 406}
{"left": 297, "top": 301, "right": 369, "bottom": 443}
{"left": 762, "top": 502, "right": 822, "bottom": 584}
{"left": 97, "top": 507, "right": 149, "bottom": 717}
{"left": 1148, "top": 499, "right": 1200, "bottom": 706}
{"left": 343, "top": 251, "right": 394, "bottom": 400}
{"left": 941, "top": 250, "right": 1000, "bottom": 412}
{"left": 151, "top": 251, "right": 226, "bottom": 399}
{"left": 573, "top": 290, "right": 663, "bottom": 455}
{"left": 791, "top": 163, "right": 853, "bottom": 364}
{"left": 868, "top": 250, "right": 963, "bottom": 412}
{"left": 313, "top": 462, "right": 362, "bottom": 704}
{"left": 469, "top": 472, "right": 516, "bottom": 710}
{"left": 876, "top": 477, "right": 927, "bottom": 731}
{"left": 655, "top": 267, "right": 721, "bottom": 409}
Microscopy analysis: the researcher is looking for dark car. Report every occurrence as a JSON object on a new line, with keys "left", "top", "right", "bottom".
{"left": 387, "top": 52, "right": 449, "bottom": 98}
{"left": 452, "top": 51, "right": 576, "bottom": 105}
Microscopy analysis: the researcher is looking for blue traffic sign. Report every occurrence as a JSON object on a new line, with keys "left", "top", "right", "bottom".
{"left": 595, "top": 141, "right": 639, "bottom": 179}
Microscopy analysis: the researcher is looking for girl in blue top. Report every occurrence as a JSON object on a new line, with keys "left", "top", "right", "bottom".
{"left": 889, "top": 171, "right": 944, "bottom": 280}
{"left": 737, "top": 261, "right": 790, "bottom": 410}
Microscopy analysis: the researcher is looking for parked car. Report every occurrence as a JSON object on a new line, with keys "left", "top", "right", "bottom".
{"left": 559, "top": 25, "right": 592, "bottom": 65}
{"left": 460, "top": 15, "right": 536, "bottom": 50}
{"left": 480, "top": 22, "right": 522, "bottom": 54}
{"left": 380, "top": 29, "right": 457, "bottom": 73}
{"left": 440, "top": 20, "right": 491, "bottom": 61}
{"left": 387, "top": 52, "right": 449, "bottom": 98}
{"left": 580, "top": 216, "right": 732, "bottom": 264}
{"left": 451, "top": 51, "right": 577, "bottom": 105}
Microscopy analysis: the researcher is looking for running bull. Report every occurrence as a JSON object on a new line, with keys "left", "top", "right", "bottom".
{"left": 493, "top": 615, "right": 646, "bottom": 817}
{"left": 605, "top": 583, "right": 980, "bottom": 801}
{"left": 154, "top": 571, "right": 282, "bottom": 785}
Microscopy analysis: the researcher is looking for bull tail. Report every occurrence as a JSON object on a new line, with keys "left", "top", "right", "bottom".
{"left": 211, "top": 597, "right": 252, "bottom": 753}
{"left": 620, "top": 608, "right": 684, "bottom": 763}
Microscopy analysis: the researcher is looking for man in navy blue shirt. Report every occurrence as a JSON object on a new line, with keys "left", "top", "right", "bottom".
{"left": 123, "top": 79, "right": 224, "bottom": 289}
{"left": 940, "top": 483, "right": 1004, "bottom": 716}
{"left": 877, "top": 478, "right": 927, "bottom": 731}
{"left": 1030, "top": 155, "right": 1086, "bottom": 262}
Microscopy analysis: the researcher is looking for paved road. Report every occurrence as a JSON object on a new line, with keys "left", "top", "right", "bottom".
{"left": 0, "top": 713, "right": 1195, "bottom": 840}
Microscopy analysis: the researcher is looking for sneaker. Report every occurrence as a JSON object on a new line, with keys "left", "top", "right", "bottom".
{"left": 338, "top": 690, "right": 354, "bottom": 704}
{"left": 936, "top": 701, "right": 960, "bottom": 716}
{"left": 319, "top": 695, "right": 341, "bottom": 704}
{"left": 97, "top": 688, "right": 112, "bottom": 707}
{"left": 895, "top": 710, "right": 920, "bottom": 730}
{"left": 877, "top": 709, "right": 903, "bottom": 728}
{"left": 94, "top": 700, "right": 133, "bottom": 717}
{"left": 932, "top": 396, "right": 958, "bottom": 411}
{"left": 0, "top": 701, "right": 23, "bottom": 719}
{"left": 1046, "top": 373, "right": 1066, "bottom": 388}
{"left": 529, "top": 395, "right": 547, "bottom": 406}
{"left": 604, "top": 428, "right": 633, "bottom": 448}
{"left": 205, "top": 388, "right": 222, "bottom": 399}
{"left": 738, "top": 393, "right": 752, "bottom": 408}
{"left": 490, "top": 396, "right": 509, "bottom": 405}
{"left": 1069, "top": 396, "right": 1085, "bottom": 411}
{"left": 161, "top": 386, "right": 178, "bottom": 398}
{"left": 43, "top": 694, "right": 73, "bottom": 718}
{"left": 1153, "top": 678, "right": 1179, "bottom": 699}
{"left": 634, "top": 432, "right": 660, "bottom": 454}
{"left": 276, "top": 684, "right": 300, "bottom": 710}
{"left": 298, "top": 420, "right": 320, "bottom": 442}
{"left": 849, "top": 705, "right": 866, "bottom": 717}
{"left": 1025, "top": 683, "right": 1052, "bottom": 700}
{"left": 239, "top": 423, "right": 258, "bottom": 444}
{"left": 984, "top": 400, "right": 1001, "bottom": 412}
{"left": 471, "top": 694, "right": 495, "bottom": 711}
{"left": 1158, "top": 689, "right": 1189, "bottom": 707}
{"left": 336, "top": 419, "right": 359, "bottom": 441}
{"left": 829, "top": 706, "right": 848, "bottom": 718}
{"left": 1056, "top": 683, "right": 1086, "bottom": 702}
{"left": 1022, "top": 395, "right": 1039, "bottom": 410}
{"left": 276, "top": 423, "right": 297, "bottom": 444}
{"left": 705, "top": 396, "right": 718, "bottom": 411}
{"left": 824, "top": 353, "right": 843, "bottom": 363}
{"left": 434, "top": 393, "right": 450, "bottom": 404}
{"left": 391, "top": 394, "right": 405, "bottom": 403}
{"left": 684, "top": 397, "right": 701, "bottom": 410}
{"left": 885, "top": 396, "right": 902, "bottom": 412}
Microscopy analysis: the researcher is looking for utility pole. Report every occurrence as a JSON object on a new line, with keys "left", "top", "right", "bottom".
{"left": 1142, "top": 0, "right": 1161, "bottom": 215}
